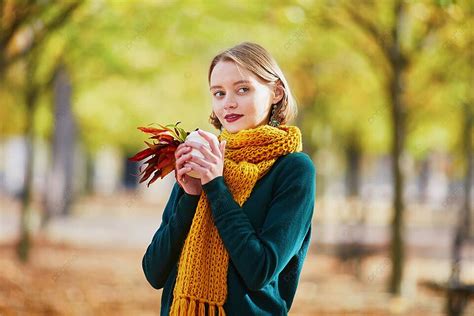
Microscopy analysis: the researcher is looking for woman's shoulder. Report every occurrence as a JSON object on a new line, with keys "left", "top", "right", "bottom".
{"left": 277, "top": 151, "right": 316, "bottom": 172}
{"left": 272, "top": 151, "right": 316, "bottom": 182}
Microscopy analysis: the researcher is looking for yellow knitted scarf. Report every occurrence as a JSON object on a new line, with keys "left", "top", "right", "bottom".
{"left": 169, "top": 124, "right": 302, "bottom": 316}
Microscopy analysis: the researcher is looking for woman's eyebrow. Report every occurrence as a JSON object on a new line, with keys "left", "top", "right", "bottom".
{"left": 210, "top": 80, "right": 251, "bottom": 90}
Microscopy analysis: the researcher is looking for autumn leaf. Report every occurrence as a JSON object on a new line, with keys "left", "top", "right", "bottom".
{"left": 128, "top": 121, "right": 191, "bottom": 187}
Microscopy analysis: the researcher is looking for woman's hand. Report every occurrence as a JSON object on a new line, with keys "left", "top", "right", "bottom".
{"left": 174, "top": 143, "right": 202, "bottom": 196}
{"left": 184, "top": 129, "right": 226, "bottom": 185}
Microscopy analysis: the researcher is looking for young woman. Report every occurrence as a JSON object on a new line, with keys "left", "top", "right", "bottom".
{"left": 142, "top": 42, "right": 316, "bottom": 316}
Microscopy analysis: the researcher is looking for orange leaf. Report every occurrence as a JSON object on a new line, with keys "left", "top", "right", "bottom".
{"left": 160, "top": 164, "right": 175, "bottom": 178}
{"left": 137, "top": 127, "right": 168, "bottom": 135}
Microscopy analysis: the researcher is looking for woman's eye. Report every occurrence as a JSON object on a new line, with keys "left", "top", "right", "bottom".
{"left": 213, "top": 87, "right": 248, "bottom": 97}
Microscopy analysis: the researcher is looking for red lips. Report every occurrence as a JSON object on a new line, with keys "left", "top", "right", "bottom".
{"left": 225, "top": 114, "right": 243, "bottom": 122}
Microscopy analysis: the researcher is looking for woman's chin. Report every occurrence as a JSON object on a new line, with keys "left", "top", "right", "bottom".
{"left": 223, "top": 120, "right": 260, "bottom": 133}
{"left": 223, "top": 124, "right": 242, "bottom": 134}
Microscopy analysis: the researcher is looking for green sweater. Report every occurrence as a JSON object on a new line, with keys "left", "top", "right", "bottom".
{"left": 142, "top": 152, "right": 316, "bottom": 316}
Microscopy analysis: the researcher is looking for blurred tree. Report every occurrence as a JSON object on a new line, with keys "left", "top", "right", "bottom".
{"left": 0, "top": 0, "right": 82, "bottom": 77}
{"left": 449, "top": 102, "right": 472, "bottom": 315}
{"left": 316, "top": 0, "right": 453, "bottom": 295}
{"left": 43, "top": 62, "right": 76, "bottom": 221}
{"left": 0, "top": 0, "right": 83, "bottom": 262}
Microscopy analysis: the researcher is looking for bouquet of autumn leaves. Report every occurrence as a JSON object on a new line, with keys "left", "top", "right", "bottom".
{"left": 128, "top": 121, "right": 192, "bottom": 187}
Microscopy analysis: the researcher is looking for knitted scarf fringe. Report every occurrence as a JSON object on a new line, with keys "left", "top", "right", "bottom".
{"left": 170, "top": 297, "right": 226, "bottom": 316}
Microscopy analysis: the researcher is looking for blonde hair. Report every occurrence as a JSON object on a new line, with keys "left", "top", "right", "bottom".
{"left": 208, "top": 42, "right": 298, "bottom": 130}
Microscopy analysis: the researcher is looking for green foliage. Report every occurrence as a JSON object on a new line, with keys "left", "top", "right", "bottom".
{"left": 1, "top": 0, "right": 471, "bottom": 162}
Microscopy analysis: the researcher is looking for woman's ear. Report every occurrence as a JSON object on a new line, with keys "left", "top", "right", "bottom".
{"left": 272, "top": 82, "right": 284, "bottom": 105}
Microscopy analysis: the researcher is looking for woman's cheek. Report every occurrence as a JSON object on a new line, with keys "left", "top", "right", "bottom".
{"left": 239, "top": 93, "right": 252, "bottom": 102}
{"left": 216, "top": 109, "right": 225, "bottom": 121}
{"left": 212, "top": 105, "right": 223, "bottom": 120}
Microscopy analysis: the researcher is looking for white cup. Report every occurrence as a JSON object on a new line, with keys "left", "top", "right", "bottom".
{"left": 184, "top": 130, "right": 218, "bottom": 178}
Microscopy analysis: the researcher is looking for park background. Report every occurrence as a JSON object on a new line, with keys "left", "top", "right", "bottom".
{"left": 0, "top": 0, "right": 473, "bottom": 315}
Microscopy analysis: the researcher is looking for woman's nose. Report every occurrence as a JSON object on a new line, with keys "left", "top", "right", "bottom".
{"left": 224, "top": 97, "right": 237, "bottom": 109}
{"left": 224, "top": 102, "right": 237, "bottom": 109}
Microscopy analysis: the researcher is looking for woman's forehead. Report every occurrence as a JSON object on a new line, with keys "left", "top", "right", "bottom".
{"left": 210, "top": 61, "right": 257, "bottom": 87}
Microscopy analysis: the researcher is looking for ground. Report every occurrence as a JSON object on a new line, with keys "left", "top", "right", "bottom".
{"left": 1, "top": 193, "right": 473, "bottom": 315}
{"left": 1, "top": 236, "right": 471, "bottom": 316}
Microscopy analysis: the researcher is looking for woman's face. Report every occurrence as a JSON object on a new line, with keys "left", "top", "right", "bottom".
{"left": 209, "top": 61, "right": 282, "bottom": 133}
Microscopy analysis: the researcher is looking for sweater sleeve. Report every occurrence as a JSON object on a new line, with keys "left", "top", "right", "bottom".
{"left": 202, "top": 153, "right": 316, "bottom": 291}
{"left": 142, "top": 182, "right": 201, "bottom": 289}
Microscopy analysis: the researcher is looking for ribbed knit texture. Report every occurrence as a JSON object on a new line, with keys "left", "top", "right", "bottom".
{"left": 169, "top": 124, "right": 302, "bottom": 316}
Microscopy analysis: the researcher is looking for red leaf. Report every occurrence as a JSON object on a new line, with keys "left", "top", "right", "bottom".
{"left": 131, "top": 122, "right": 189, "bottom": 186}
{"left": 139, "top": 163, "right": 154, "bottom": 177}
{"left": 128, "top": 148, "right": 154, "bottom": 161}
{"left": 139, "top": 165, "right": 156, "bottom": 183}
{"left": 157, "top": 134, "right": 175, "bottom": 142}
{"left": 156, "top": 156, "right": 173, "bottom": 170}
{"left": 161, "top": 146, "right": 178, "bottom": 153}
{"left": 147, "top": 170, "right": 162, "bottom": 187}
{"left": 142, "top": 155, "right": 159, "bottom": 168}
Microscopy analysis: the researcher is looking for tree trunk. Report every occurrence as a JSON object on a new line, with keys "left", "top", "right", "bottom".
{"left": 388, "top": 0, "right": 407, "bottom": 295}
{"left": 417, "top": 158, "right": 430, "bottom": 203}
{"left": 17, "top": 114, "right": 35, "bottom": 262}
{"left": 450, "top": 102, "right": 473, "bottom": 281}
{"left": 84, "top": 150, "right": 95, "bottom": 195}
{"left": 462, "top": 102, "right": 472, "bottom": 239}
{"left": 345, "top": 133, "right": 361, "bottom": 198}
{"left": 16, "top": 53, "right": 40, "bottom": 262}
{"left": 42, "top": 63, "right": 76, "bottom": 224}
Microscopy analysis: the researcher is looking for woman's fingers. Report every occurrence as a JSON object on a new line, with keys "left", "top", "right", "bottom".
{"left": 175, "top": 146, "right": 192, "bottom": 168}
{"left": 220, "top": 140, "right": 226, "bottom": 157}
{"left": 185, "top": 161, "right": 207, "bottom": 176}
{"left": 174, "top": 145, "right": 184, "bottom": 159}
{"left": 187, "top": 155, "right": 211, "bottom": 168}
{"left": 175, "top": 144, "right": 190, "bottom": 160}
{"left": 185, "top": 141, "right": 215, "bottom": 162}
{"left": 178, "top": 152, "right": 210, "bottom": 170}
{"left": 177, "top": 164, "right": 191, "bottom": 181}
{"left": 197, "top": 130, "right": 220, "bottom": 156}
{"left": 175, "top": 151, "right": 194, "bottom": 169}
